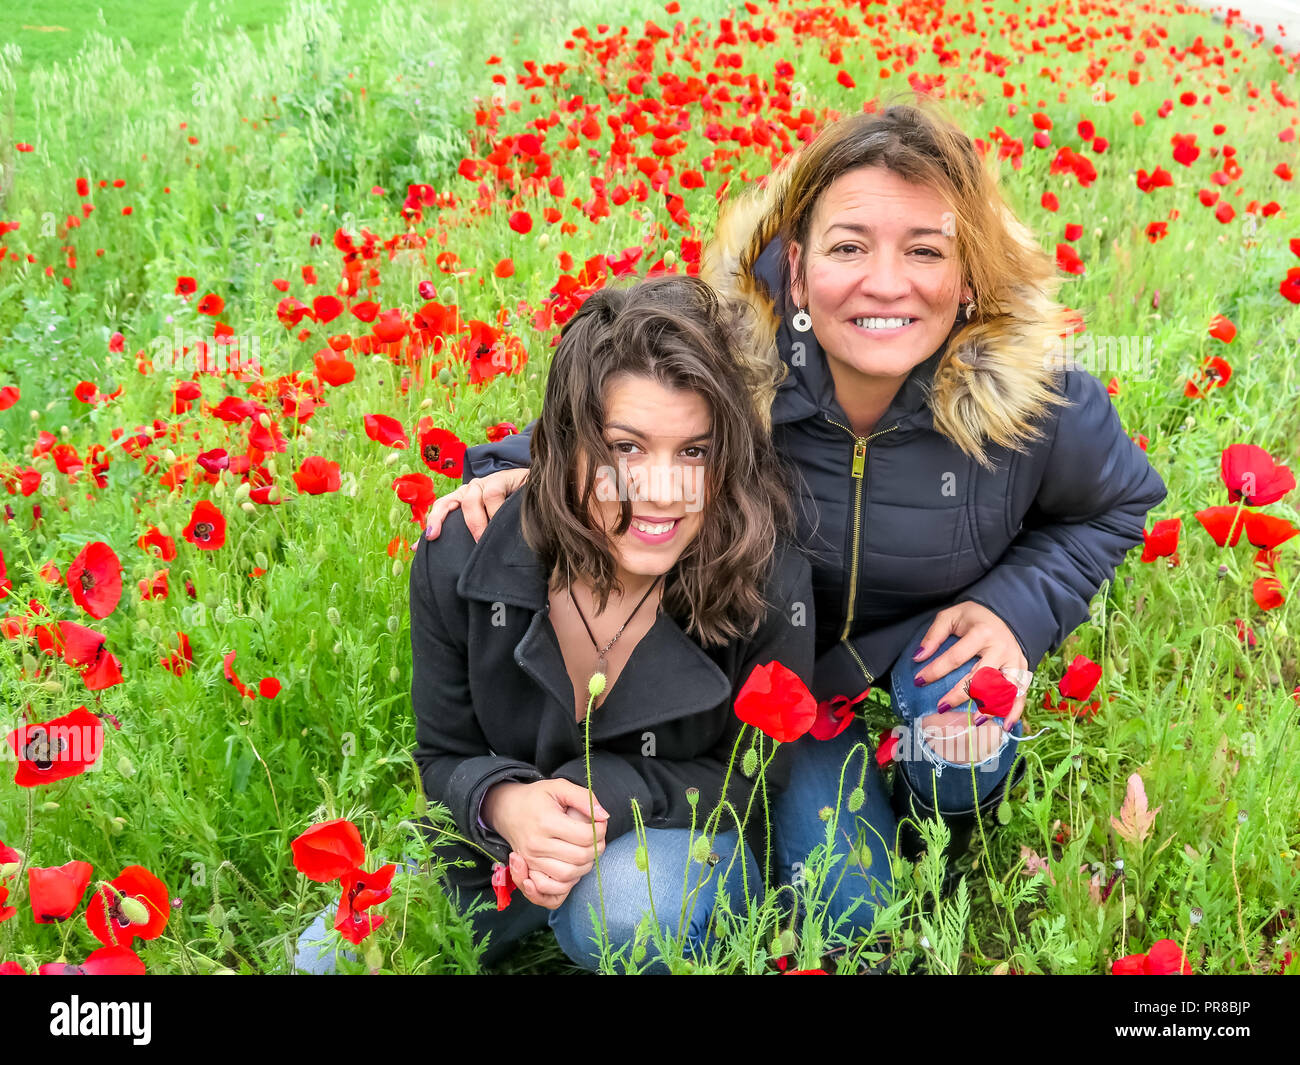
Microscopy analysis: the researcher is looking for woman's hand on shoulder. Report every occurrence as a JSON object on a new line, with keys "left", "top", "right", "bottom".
{"left": 423, "top": 468, "right": 529, "bottom": 543}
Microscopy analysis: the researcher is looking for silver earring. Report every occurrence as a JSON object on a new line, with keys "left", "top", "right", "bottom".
{"left": 792, "top": 307, "right": 812, "bottom": 332}
{"left": 962, "top": 299, "right": 975, "bottom": 321}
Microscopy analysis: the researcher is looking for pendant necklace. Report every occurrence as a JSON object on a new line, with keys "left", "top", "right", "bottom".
{"left": 567, "top": 569, "right": 664, "bottom": 695}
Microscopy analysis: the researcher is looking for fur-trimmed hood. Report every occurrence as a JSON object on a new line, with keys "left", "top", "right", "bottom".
{"left": 699, "top": 163, "right": 1073, "bottom": 468}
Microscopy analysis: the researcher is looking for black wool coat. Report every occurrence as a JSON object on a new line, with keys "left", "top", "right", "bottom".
{"left": 409, "top": 485, "right": 815, "bottom": 889}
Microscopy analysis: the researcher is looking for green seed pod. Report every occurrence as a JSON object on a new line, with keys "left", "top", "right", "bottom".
{"left": 391, "top": 558, "right": 403, "bottom": 578}
{"left": 41, "top": 801, "right": 60, "bottom": 812}
{"left": 212, "top": 477, "right": 226, "bottom": 497}
{"left": 386, "top": 615, "right": 400, "bottom": 635}
{"left": 634, "top": 844, "right": 648, "bottom": 872}
{"left": 741, "top": 746, "right": 758, "bottom": 777}
{"left": 209, "top": 903, "right": 227, "bottom": 928}
{"left": 588, "top": 672, "right": 606, "bottom": 698}
{"left": 690, "top": 834, "right": 712, "bottom": 865}
{"left": 118, "top": 896, "right": 151, "bottom": 925}
{"left": 389, "top": 666, "right": 400, "bottom": 685}
{"left": 847, "top": 786, "right": 864, "bottom": 812}
{"left": 332, "top": 640, "right": 343, "bottom": 656}
{"left": 219, "top": 928, "right": 235, "bottom": 950}
{"left": 326, "top": 607, "right": 342, "bottom": 628}
{"left": 240, "top": 501, "right": 256, "bottom": 514}
{"left": 254, "top": 551, "right": 269, "bottom": 570}
{"left": 109, "top": 817, "right": 126, "bottom": 836}
{"left": 771, "top": 927, "right": 797, "bottom": 957}
{"left": 996, "top": 801, "right": 1012, "bottom": 826}
{"left": 117, "top": 755, "right": 135, "bottom": 777}
{"left": 685, "top": 787, "right": 699, "bottom": 808}
{"left": 437, "top": 367, "right": 454, "bottom": 386}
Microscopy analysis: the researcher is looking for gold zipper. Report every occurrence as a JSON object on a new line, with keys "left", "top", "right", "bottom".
{"left": 824, "top": 416, "right": 900, "bottom": 685}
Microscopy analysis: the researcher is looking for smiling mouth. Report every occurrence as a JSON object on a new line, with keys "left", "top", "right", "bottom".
{"left": 852, "top": 316, "right": 917, "bottom": 330}
{"left": 630, "top": 517, "right": 679, "bottom": 535}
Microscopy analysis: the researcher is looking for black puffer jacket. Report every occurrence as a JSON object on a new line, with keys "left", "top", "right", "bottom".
{"left": 464, "top": 237, "right": 1166, "bottom": 702}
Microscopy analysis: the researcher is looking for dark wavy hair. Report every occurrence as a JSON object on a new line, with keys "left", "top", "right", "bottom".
{"left": 519, "top": 273, "right": 793, "bottom": 647}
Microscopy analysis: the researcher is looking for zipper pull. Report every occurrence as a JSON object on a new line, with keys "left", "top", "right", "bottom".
{"left": 851, "top": 441, "right": 867, "bottom": 479}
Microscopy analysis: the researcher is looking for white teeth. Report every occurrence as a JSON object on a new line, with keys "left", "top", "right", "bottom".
{"left": 632, "top": 520, "right": 675, "bottom": 535}
{"left": 854, "top": 317, "right": 912, "bottom": 329}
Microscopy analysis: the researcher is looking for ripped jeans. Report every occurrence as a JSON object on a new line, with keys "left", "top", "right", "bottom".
{"left": 771, "top": 612, "right": 1023, "bottom": 938}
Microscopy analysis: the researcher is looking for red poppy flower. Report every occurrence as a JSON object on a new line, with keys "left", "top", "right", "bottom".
{"left": 161, "top": 632, "right": 192, "bottom": 675}
{"left": 334, "top": 863, "right": 396, "bottom": 945}
{"left": 508, "top": 211, "right": 533, "bottom": 235}
{"left": 733, "top": 660, "right": 817, "bottom": 743}
{"left": 363, "top": 414, "right": 409, "bottom": 449}
{"left": 197, "top": 293, "right": 224, "bottom": 316}
{"left": 875, "top": 728, "right": 900, "bottom": 767}
{"left": 86, "top": 866, "right": 170, "bottom": 947}
{"left": 0, "top": 889, "right": 15, "bottom": 924}
{"left": 1282, "top": 267, "right": 1300, "bottom": 305}
{"left": 485, "top": 422, "right": 519, "bottom": 443}
{"left": 196, "top": 448, "right": 230, "bottom": 474}
{"left": 135, "top": 527, "right": 176, "bottom": 561}
{"left": 1059, "top": 655, "right": 1102, "bottom": 701}
{"left": 1208, "top": 315, "right": 1236, "bottom": 343}
{"left": 491, "top": 862, "right": 515, "bottom": 910}
{"left": 1064, "top": 223, "right": 1083, "bottom": 241}
{"left": 1221, "top": 445, "right": 1295, "bottom": 505}
{"left": 810, "top": 687, "right": 871, "bottom": 741}
{"left": 1244, "top": 513, "right": 1298, "bottom": 550}
{"left": 0, "top": 385, "right": 19, "bottom": 411}
{"left": 29, "top": 860, "right": 94, "bottom": 923}
{"left": 38, "top": 945, "right": 146, "bottom": 975}
{"left": 292, "top": 819, "right": 367, "bottom": 883}
{"left": 1184, "top": 354, "right": 1232, "bottom": 398}
{"left": 222, "top": 649, "right": 255, "bottom": 699}
{"left": 259, "top": 677, "right": 282, "bottom": 699}
{"left": 65, "top": 541, "right": 122, "bottom": 620}
{"left": 1236, "top": 618, "right": 1257, "bottom": 647}
{"left": 1112, "top": 939, "right": 1192, "bottom": 975}
{"left": 1055, "top": 243, "right": 1085, "bottom": 275}
{"left": 1195, "top": 506, "right": 1248, "bottom": 547}
{"left": 0, "top": 549, "right": 11, "bottom": 599}
{"left": 6, "top": 706, "right": 104, "bottom": 786}
{"left": 182, "top": 500, "right": 227, "bottom": 550}
{"left": 175, "top": 276, "right": 196, "bottom": 297}
{"left": 392, "top": 473, "right": 437, "bottom": 524}
{"left": 418, "top": 425, "right": 467, "bottom": 479}
{"left": 313, "top": 295, "right": 343, "bottom": 323}
{"left": 969, "top": 667, "right": 1018, "bottom": 718}
{"left": 292, "top": 456, "right": 341, "bottom": 495}
{"left": 1171, "top": 133, "right": 1200, "bottom": 166}
{"left": 1041, "top": 191, "right": 1059, "bottom": 211}
{"left": 1253, "top": 577, "right": 1285, "bottom": 612}
{"left": 314, "top": 348, "right": 356, "bottom": 386}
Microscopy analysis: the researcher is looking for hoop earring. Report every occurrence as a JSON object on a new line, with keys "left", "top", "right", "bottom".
{"left": 962, "top": 299, "right": 975, "bottom": 321}
{"left": 792, "top": 307, "right": 812, "bottom": 332}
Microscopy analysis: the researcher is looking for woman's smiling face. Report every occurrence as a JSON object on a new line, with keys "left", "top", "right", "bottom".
{"left": 787, "top": 166, "right": 971, "bottom": 387}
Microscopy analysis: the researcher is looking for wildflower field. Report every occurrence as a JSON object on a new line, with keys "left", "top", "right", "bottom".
{"left": 0, "top": 0, "right": 1298, "bottom": 976}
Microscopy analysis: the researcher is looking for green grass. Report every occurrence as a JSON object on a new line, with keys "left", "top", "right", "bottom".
{"left": 0, "top": 0, "right": 1297, "bottom": 975}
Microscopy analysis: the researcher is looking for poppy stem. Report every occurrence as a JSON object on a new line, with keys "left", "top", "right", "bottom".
{"left": 0, "top": 790, "right": 35, "bottom": 957}
{"left": 582, "top": 690, "right": 608, "bottom": 940}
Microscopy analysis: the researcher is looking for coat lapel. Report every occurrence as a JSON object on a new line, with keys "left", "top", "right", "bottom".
{"left": 456, "top": 488, "right": 734, "bottom": 739}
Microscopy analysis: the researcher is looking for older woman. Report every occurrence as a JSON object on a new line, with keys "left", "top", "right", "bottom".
{"left": 423, "top": 100, "right": 1166, "bottom": 939}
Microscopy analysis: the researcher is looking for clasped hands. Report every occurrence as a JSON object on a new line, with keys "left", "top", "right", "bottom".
{"left": 481, "top": 778, "right": 608, "bottom": 910}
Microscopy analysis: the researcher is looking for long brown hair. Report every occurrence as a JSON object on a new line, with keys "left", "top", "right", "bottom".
{"left": 520, "top": 273, "right": 794, "bottom": 646}
{"left": 706, "top": 94, "right": 1070, "bottom": 468}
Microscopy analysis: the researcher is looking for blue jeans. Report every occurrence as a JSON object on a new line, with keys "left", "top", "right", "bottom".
{"left": 294, "top": 828, "right": 758, "bottom": 974}
{"left": 771, "top": 612, "right": 1023, "bottom": 937}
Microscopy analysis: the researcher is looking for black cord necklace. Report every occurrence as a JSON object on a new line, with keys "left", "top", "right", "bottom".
{"left": 567, "top": 570, "right": 664, "bottom": 695}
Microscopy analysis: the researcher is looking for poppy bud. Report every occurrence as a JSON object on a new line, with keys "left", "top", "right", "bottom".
{"left": 209, "top": 903, "right": 227, "bottom": 928}
{"left": 384, "top": 451, "right": 401, "bottom": 467}
{"left": 364, "top": 941, "right": 384, "bottom": 972}
{"left": 664, "top": 251, "right": 677, "bottom": 268}
{"left": 588, "top": 672, "right": 607, "bottom": 697}
{"left": 387, "top": 615, "right": 400, "bottom": 634}
{"left": 741, "top": 746, "right": 758, "bottom": 777}
{"left": 389, "top": 666, "right": 400, "bottom": 684}
{"left": 634, "top": 844, "right": 648, "bottom": 872}
{"left": 391, "top": 559, "right": 402, "bottom": 578}
{"left": 818, "top": 806, "right": 834, "bottom": 822}
{"left": 685, "top": 787, "right": 699, "bottom": 807}
{"left": 240, "top": 501, "right": 255, "bottom": 514}
{"left": 60, "top": 425, "right": 70, "bottom": 438}
{"left": 437, "top": 368, "right": 454, "bottom": 386}
{"left": 234, "top": 482, "right": 251, "bottom": 501}
{"left": 30, "top": 409, "right": 40, "bottom": 421}
{"left": 257, "top": 413, "right": 271, "bottom": 429}
{"left": 333, "top": 641, "right": 343, "bottom": 656}
{"left": 327, "top": 607, "right": 342, "bottom": 627}
{"left": 537, "top": 233, "right": 550, "bottom": 249}
{"left": 163, "top": 448, "right": 177, "bottom": 463}
{"left": 772, "top": 927, "right": 797, "bottom": 957}
{"left": 21, "top": 652, "right": 39, "bottom": 676}
{"left": 690, "top": 834, "right": 712, "bottom": 864}
{"left": 117, "top": 895, "right": 151, "bottom": 926}
{"left": 847, "top": 786, "right": 865, "bottom": 812}
{"left": 313, "top": 545, "right": 327, "bottom": 562}
{"left": 302, "top": 425, "right": 314, "bottom": 440}
{"left": 1217, "top": 564, "right": 1228, "bottom": 578}
{"left": 266, "top": 459, "right": 278, "bottom": 478}
{"left": 41, "top": 802, "right": 60, "bottom": 812}
{"left": 419, "top": 398, "right": 434, "bottom": 410}
{"left": 110, "top": 817, "right": 126, "bottom": 835}
{"left": 117, "top": 755, "right": 135, "bottom": 777}
{"left": 213, "top": 478, "right": 225, "bottom": 497}
{"left": 254, "top": 551, "right": 268, "bottom": 569}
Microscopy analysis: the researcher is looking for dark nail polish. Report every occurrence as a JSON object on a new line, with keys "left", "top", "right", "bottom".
{"left": 914, "top": 675, "right": 927, "bottom": 688}
{"left": 912, "top": 647, "right": 926, "bottom": 661}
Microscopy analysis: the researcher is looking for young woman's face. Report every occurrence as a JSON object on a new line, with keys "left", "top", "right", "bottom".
{"left": 581, "top": 373, "right": 712, "bottom": 589}
{"left": 787, "top": 166, "right": 971, "bottom": 386}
